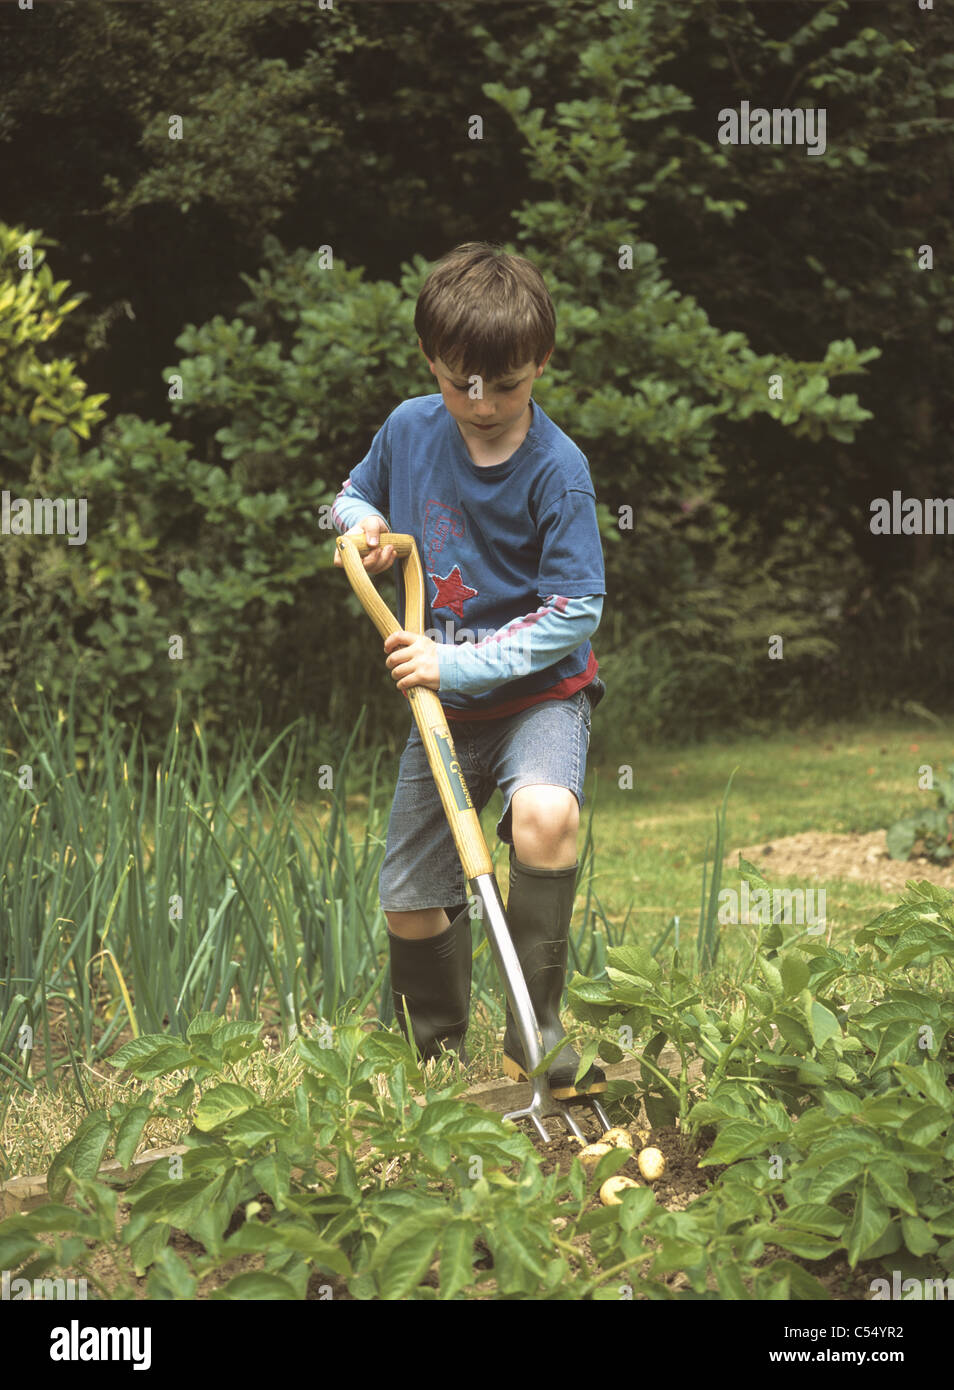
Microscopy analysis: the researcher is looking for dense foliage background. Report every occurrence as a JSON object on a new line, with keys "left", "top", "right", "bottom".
{"left": 1, "top": 0, "right": 952, "bottom": 759}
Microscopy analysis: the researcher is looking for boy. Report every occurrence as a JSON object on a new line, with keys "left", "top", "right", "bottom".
{"left": 332, "top": 242, "right": 606, "bottom": 1097}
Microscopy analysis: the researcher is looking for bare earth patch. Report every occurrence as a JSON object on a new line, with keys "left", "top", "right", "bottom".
{"left": 727, "top": 829, "right": 954, "bottom": 896}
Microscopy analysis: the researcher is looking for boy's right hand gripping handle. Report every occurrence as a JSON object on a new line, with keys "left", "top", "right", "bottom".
{"left": 336, "top": 531, "right": 493, "bottom": 880}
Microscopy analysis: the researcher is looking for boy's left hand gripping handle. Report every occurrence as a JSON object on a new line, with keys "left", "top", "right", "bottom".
{"left": 345, "top": 531, "right": 415, "bottom": 558}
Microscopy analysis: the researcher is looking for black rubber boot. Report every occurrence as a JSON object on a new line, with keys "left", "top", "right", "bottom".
{"left": 501, "top": 851, "right": 606, "bottom": 1098}
{"left": 388, "top": 905, "right": 473, "bottom": 1065}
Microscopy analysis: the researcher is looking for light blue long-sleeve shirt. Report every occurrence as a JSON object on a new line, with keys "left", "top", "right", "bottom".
{"left": 332, "top": 482, "right": 602, "bottom": 698}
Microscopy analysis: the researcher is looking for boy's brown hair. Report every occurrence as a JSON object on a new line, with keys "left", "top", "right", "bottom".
{"left": 414, "top": 242, "right": 556, "bottom": 383}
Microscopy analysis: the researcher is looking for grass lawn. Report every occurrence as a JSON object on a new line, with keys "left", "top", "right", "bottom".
{"left": 571, "top": 717, "right": 952, "bottom": 955}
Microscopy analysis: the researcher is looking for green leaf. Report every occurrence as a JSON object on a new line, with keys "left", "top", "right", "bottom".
{"left": 779, "top": 955, "right": 811, "bottom": 998}
{"left": 574, "top": 1037, "right": 601, "bottom": 1085}
{"left": 566, "top": 1154, "right": 586, "bottom": 1203}
{"left": 4, "top": 1204, "right": 80, "bottom": 1235}
{"left": 165, "top": 1078, "right": 197, "bottom": 1113}
{"left": 741, "top": 983, "right": 774, "bottom": 1015}
{"left": 777, "top": 1203, "right": 846, "bottom": 1237}
{"left": 47, "top": 1112, "right": 112, "bottom": 1201}
{"left": 769, "top": 1229, "right": 836, "bottom": 1260}
{"left": 146, "top": 1246, "right": 198, "bottom": 1300}
{"left": 899, "top": 1104, "right": 949, "bottom": 1148}
{"left": 373, "top": 1213, "right": 445, "bottom": 1300}
{"left": 618, "top": 1185, "right": 655, "bottom": 1232}
{"left": 297, "top": 1037, "right": 351, "bottom": 1086}
{"left": 738, "top": 857, "right": 770, "bottom": 891}
{"left": 186, "top": 1011, "right": 222, "bottom": 1040}
{"left": 334, "top": 1152, "right": 362, "bottom": 1203}
{"left": 901, "top": 1214, "right": 938, "bottom": 1256}
{"left": 774, "top": 1011, "right": 811, "bottom": 1053}
{"left": 0, "top": 1223, "right": 45, "bottom": 1268}
{"left": 644, "top": 1091, "right": 679, "bottom": 1128}
{"left": 799, "top": 1154, "right": 864, "bottom": 1203}
{"left": 758, "top": 1258, "right": 828, "bottom": 1300}
{"left": 111, "top": 1035, "right": 195, "bottom": 1080}
{"left": 226, "top": 1108, "right": 286, "bottom": 1147}
{"left": 809, "top": 1001, "right": 841, "bottom": 1050}
{"left": 759, "top": 957, "right": 784, "bottom": 1000}
{"left": 238, "top": 1219, "right": 351, "bottom": 1274}
{"left": 193, "top": 1082, "right": 259, "bottom": 1132}
{"left": 568, "top": 978, "right": 615, "bottom": 1007}
{"left": 606, "top": 944, "right": 661, "bottom": 984}
{"left": 887, "top": 924, "right": 949, "bottom": 971}
{"left": 762, "top": 921, "right": 784, "bottom": 952}
{"left": 651, "top": 1236, "right": 706, "bottom": 1275}
{"left": 893, "top": 1061, "right": 952, "bottom": 1110}
{"left": 860, "top": 1221, "right": 902, "bottom": 1263}
{"left": 251, "top": 1151, "right": 292, "bottom": 1207}
{"left": 588, "top": 1146, "right": 633, "bottom": 1189}
{"left": 490, "top": 1220, "right": 550, "bottom": 1282}
{"left": 871, "top": 1019, "right": 919, "bottom": 1073}
{"left": 128, "top": 1220, "right": 172, "bottom": 1275}
{"left": 639, "top": 1031, "right": 669, "bottom": 1089}
{"left": 438, "top": 1221, "right": 475, "bottom": 1300}
{"left": 925, "top": 1206, "right": 954, "bottom": 1238}
{"left": 716, "top": 1259, "right": 748, "bottom": 1299}
{"left": 845, "top": 1175, "right": 891, "bottom": 1267}
{"left": 127, "top": 1177, "right": 215, "bottom": 1232}
{"left": 114, "top": 1104, "right": 152, "bottom": 1170}
{"left": 867, "top": 1161, "right": 917, "bottom": 1217}
{"left": 699, "top": 1120, "right": 782, "bottom": 1165}
{"left": 210, "top": 1271, "right": 302, "bottom": 1299}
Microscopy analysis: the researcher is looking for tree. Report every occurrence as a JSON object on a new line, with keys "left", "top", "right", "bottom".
{"left": 0, "top": 225, "right": 107, "bottom": 714}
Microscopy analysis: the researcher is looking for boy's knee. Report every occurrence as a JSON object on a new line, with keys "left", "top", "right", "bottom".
{"left": 510, "top": 785, "right": 580, "bottom": 866}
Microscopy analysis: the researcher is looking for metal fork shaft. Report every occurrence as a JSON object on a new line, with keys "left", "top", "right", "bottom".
{"left": 471, "top": 873, "right": 555, "bottom": 1117}
{"left": 471, "top": 872, "right": 602, "bottom": 1143}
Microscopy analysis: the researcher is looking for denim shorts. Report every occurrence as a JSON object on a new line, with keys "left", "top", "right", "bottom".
{"left": 378, "top": 679, "right": 604, "bottom": 912}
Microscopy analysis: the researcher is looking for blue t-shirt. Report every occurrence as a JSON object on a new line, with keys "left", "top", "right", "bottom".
{"left": 337, "top": 393, "right": 605, "bottom": 717}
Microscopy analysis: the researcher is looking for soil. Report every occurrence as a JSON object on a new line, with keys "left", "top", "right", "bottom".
{"left": 504, "top": 1111, "right": 875, "bottom": 1300}
{"left": 531, "top": 1119, "right": 712, "bottom": 1211}
{"left": 727, "top": 828, "right": 954, "bottom": 895}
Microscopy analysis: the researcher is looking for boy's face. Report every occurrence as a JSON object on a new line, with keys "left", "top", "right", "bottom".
{"left": 421, "top": 344, "right": 552, "bottom": 445}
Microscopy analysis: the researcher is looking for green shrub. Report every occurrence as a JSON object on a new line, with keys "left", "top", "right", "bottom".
{"left": 887, "top": 764, "right": 954, "bottom": 865}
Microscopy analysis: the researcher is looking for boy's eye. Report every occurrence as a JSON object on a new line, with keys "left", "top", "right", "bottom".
{"left": 451, "top": 381, "right": 519, "bottom": 392}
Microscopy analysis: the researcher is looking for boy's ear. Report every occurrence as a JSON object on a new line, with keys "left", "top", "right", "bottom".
{"left": 535, "top": 348, "right": 554, "bottom": 376}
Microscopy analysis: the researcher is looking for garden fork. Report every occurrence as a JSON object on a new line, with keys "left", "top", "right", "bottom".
{"left": 336, "top": 530, "right": 611, "bottom": 1143}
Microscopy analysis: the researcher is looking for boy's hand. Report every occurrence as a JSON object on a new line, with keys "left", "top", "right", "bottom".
{"left": 333, "top": 516, "right": 395, "bottom": 574}
{"left": 384, "top": 631, "right": 440, "bottom": 692}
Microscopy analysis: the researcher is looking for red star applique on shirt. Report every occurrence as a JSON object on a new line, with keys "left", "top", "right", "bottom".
{"left": 429, "top": 566, "right": 478, "bottom": 619}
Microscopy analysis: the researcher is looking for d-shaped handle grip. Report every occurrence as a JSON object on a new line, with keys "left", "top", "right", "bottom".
{"left": 335, "top": 532, "right": 425, "bottom": 639}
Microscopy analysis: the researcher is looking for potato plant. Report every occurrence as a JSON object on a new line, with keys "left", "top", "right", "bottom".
{"left": 3, "top": 867, "right": 953, "bottom": 1299}
{"left": 568, "top": 864, "right": 954, "bottom": 1289}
